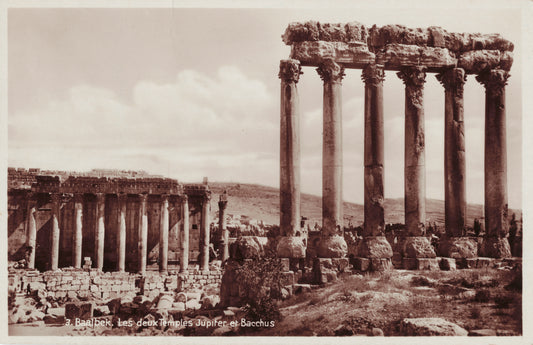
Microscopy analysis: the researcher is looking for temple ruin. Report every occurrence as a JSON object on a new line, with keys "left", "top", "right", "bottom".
{"left": 277, "top": 21, "right": 514, "bottom": 272}
{"left": 8, "top": 168, "right": 216, "bottom": 273}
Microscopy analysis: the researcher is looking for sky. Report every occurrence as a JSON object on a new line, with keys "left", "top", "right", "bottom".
{"left": 6, "top": 3, "right": 524, "bottom": 209}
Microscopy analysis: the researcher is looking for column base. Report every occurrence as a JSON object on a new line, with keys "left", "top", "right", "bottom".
{"left": 316, "top": 235, "right": 347, "bottom": 258}
{"left": 402, "top": 258, "right": 440, "bottom": 270}
{"left": 277, "top": 236, "right": 306, "bottom": 258}
{"left": 352, "top": 257, "right": 393, "bottom": 272}
{"left": 401, "top": 236, "right": 436, "bottom": 258}
{"left": 357, "top": 236, "right": 393, "bottom": 258}
{"left": 480, "top": 237, "right": 512, "bottom": 258}
{"left": 437, "top": 237, "right": 478, "bottom": 258}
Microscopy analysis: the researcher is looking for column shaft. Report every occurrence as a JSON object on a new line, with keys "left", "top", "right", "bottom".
{"left": 476, "top": 69, "right": 511, "bottom": 258}
{"left": 218, "top": 193, "right": 229, "bottom": 262}
{"left": 437, "top": 68, "right": 467, "bottom": 237}
{"left": 117, "top": 194, "right": 127, "bottom": 272}
{"left": 362, "top": 64, "right": 385, "bottom": 237}
{"left": 316, "top": 59, "right": 347, "bottom": 258}
{"left": 73, "top": 194, "right": 83, "bottom": 268}
{"left": 200, "top": 196, "right": 211, "bottom": 271}
{"left": 159, "top": 195, "right": 169, "bottom": 272}
{"left": 398, "top": 67, "right": 427, "bottom": 237}
{"left": 50, "top": 194, "right": 60, "bottom": 271}
{"left": 26, "top": 197, "right": 37, "bottom": 269}
{"left": 95, "top": 193, "right": 106, "bottom": 270}
{"left": 180, "top": 196, "right": 189, "bottom": 272}
{"left": 138, "top": 194, "right": 148, "bottom": 274}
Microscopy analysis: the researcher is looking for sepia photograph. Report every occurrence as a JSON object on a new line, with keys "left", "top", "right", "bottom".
{"left": 2, "top": 0, "right": 530, "bottom": 343}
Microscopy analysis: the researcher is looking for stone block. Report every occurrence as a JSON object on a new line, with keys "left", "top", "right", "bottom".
{"left": 437, "top": 237, "right": 478, "bottom": 258}
{"left": 416, "top": 258, "right": 440, "bottom": 270}
{"left": 357, "top": 236, "right": 393, "bottom": 258}
{"left": 65, "top": 302, "right": 93, "bottom": 321}
{"left": 392, "top": 252, "right": 403, "bottom": 268}
{"left": 277, "top": 237, "right": 306, "bottom": 258}
{"left": 280, "top": 271, "right": 295, "bottom": 286}
{"left": 331, "top": 258, "right": 350, "bottom": 272}
{"left": 476, "top": 257, "right": 493, "bottom": 268}
{"left": 370, "top": 258, "right": 393, "bottom": 271}
{"left": 400, "top": 317, "right": 468, "bottom": 336}
{"left": 402, "top": 237, "right": 436, "bottom": 258}
{"left": 290, "top": 41, "right": 375, "bottom": 68}
{"left": 352, "top": 258, "right": 370, "bottom": 271}
{"left": 456, "top": 258, "right": 477, "bottom": 269}
{"left": 438, "top": 258, "right": 456, "bottom": 271}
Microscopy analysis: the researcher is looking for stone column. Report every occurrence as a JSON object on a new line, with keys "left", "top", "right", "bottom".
{"left": 397, "top": 66, "right": 435, "bottom": 258}
{"left": 95, "top": 193, "right": 106, "bottom": 271}
{"left": 277, "top": 59, "right": 306, "bottom": 258}
{"left": 180, "top": 195, "right": 189, "bottom": 272}
{"left": 436, "top": 68, "right": 477, "bottom": 258}
{"left": 476, "top": 69, "right": 511, "bottom": 258}
{"left": 200, "top": 194, "right": 211, "bottom": 271}
{"left": 73, "top": 194, "right": 83, "bottom": 268}
{"left": 117, "top": 193, "right": 127, "bottom": 272}
{"left": 138, "top": 193, "right": 148, "bottom": 275}
{"left": 316, "top": 59, "right": 347, "bottom": 258}
{"left": 359, "top": 64, "right": 393, "bottom": 268}
{"left": 159, "top": 194, "right": 169, "bottom": 272}
{"left": 26, "top": 195, "right": 37, "bottom": 269}
{"left": 50, "top": 193, "right": 61, "bottom": 271}
{"left": 218, "top": 192, "right": 229, "bottom": 262}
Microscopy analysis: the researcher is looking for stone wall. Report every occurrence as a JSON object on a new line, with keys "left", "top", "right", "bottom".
{"left": 8, "top": 268, "right": 223, "bottom": 302}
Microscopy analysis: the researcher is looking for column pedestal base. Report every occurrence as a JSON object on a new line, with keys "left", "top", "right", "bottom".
{"left": 401, "top": 236, "right": 436, "bottom": 258}
{"left": 481, "top": 237, "right": 512, "bottom": 258}
{"left": 316, "top": 235, "right": 347, "bottom": 258}
{"left": 437, "top": 237, "right": 479, "bottom": 258}
{"left": 312, "top": 257, "right": 349, "bottom": 284}
{"left": 277, "top": 236, "right": 306, "bottom": 258}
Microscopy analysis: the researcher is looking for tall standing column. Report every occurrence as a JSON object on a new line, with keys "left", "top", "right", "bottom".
{"left": 436, "top": 68, "right": 477, "bottom": 258}
{"left": 50, "top": 193, "right": 61, "bottom": 271}
{"left": 117, "top": 193, "right": 127, "bottom": 272}
{"left": 476, "top": 69, "right": 511, "bottom": 258}
{"left": 26, "top": 194, "right": 37, "bottom": 269}
{"left": 200, "top": 194, "right": 211, "bottom": 271}
{"left": 316, "top": 59, "right": 347, "bottom": 258}
{"left": 73, "top": 194, "right": 83, "bottom": 268}
{"left": 180, "top": 195, "right": 189, "bottom": 272}
{"left": 397, "top": 66, "right": 435, "bottom": 258}
{"left": 218, "top": 192, "right": 229, "bottom": 262}
{"left": 95, "top": 193, "right": 106, "bottom": 271}
{"left": 277, "top": 59, "right": 306, "bottom": 258}
{"left": 159, "top": 194, "right": 169, "bottom": 273}
{"left": 138, "top": 193, "right": 148, "bottom": 275}
{"left": 359, "top": 64, "right": 393, "bottom": 268}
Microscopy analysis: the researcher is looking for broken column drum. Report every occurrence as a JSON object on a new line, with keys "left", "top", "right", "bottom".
{"left": 280, "top": 21, "right": 515, "bottom": 265}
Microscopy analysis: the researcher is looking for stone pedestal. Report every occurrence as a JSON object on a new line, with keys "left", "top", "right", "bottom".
{"left": 50, "top": 193, "right": 61, "bottom": 271}
{"left": 401, "top": 237, "right": 436, "bottom": 258}
{"left": 95, "top": 193, "right": 106, "bottom": 271}
{"left": 26, "top": 197, "right": 37, "bottom": 269}
{"left": 278, "top": 59, "right": 306, "bottom": 259}
{"left": 476, "top": 69, "right": 511, "bottom": 258}
{"left": 313, "top": 257, "right": 349, "bottom": 284}
{"left": 180, "top": 196, "right": 189, "bottom": 273}
{"left": 73, "top": 194, "right": 83, "bottom": 269}
{"left": 316, "top": 59, "right": 347, "bottom": 258}
{"left": 437, "top": 237, "right": 478, "bottom": 259}
{"left": 159, "top": 194, "right": 169, "bottom": 273}
{"left": 436, "top": 68, "right": 467, "bottom": 239}
{"left": 117, "top": 193, "right": 127, "bottom": 272}
{"left": 138, "top": 194, "right": 148, "bottom": 275}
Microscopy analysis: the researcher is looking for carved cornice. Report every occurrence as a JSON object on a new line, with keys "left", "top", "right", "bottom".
{"left": 436, "top": 68, "right": 466, "bottom": 91}
{"left": 317, "top": 59, "right": 345, "bottom": 83}
{"left": 361, "top": 64, "right": 385, "bottom": 86}
{"left": 279, "top": 59, "right": 303, "bottom": 83}
{"left": 476, "top": 69, "right": 510, "bottom": 97}
{"left": 397, "top": 66, "right": 427, "bottom": 88}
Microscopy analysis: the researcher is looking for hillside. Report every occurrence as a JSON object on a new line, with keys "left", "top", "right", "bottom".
{"left": 208, "top": 182, "right": 521, "bottom": 228}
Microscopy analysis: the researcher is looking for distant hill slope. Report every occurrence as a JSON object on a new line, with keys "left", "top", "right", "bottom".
{"left": 208, "top": 182, "right": 521, "bottom": 227}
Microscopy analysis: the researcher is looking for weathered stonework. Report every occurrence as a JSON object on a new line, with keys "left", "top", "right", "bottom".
{"left": 437, "top": 237, "right": 478, "bottom": 259}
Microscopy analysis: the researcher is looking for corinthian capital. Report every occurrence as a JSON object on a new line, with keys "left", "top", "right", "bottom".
{"left": 476, "top": 69, "right": 510, "bottom": 97}
{"left": 279, "top": 59, "right": 302, "bottom": 83}
{"left": 397, "top": 66, "right": 427, "bottom": 88}
{"left": 436, "top": 68, "right": 466, "bottom": 92}
{"left": 317, "top": 59, "right": 345, "bottom": 83}
{"left": 361, "top": 64, "right": 385, "bottom": 86}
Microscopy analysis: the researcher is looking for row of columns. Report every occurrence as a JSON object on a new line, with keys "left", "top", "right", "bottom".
{"left": 25, "top": 193, "right": 215, "bottom": 272}
{"left": 278, "top": 57, "right": 511, "bottom": 259}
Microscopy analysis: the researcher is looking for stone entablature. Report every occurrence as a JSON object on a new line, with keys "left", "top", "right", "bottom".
{"left": 283, "top": 21, "right": 513, "bottom": 73}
